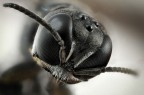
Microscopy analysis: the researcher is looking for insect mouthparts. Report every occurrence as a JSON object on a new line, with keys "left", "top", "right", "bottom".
{"left": 33, "top": 57, "right": 81, "bottom": 84}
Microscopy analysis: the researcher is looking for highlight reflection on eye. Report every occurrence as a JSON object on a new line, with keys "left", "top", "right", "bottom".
{"left": 80, "top": 14, "right": 87, "bottom": 20}
{"left": 86, "top": 25, "right": 93, "bottom": 32}
{"left": 94, "top": 21, "right": 99, "bottom": 27}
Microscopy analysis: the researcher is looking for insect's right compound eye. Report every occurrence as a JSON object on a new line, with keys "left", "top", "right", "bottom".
{"left": 33, "top": 13, "right": 73, "bottom": 65}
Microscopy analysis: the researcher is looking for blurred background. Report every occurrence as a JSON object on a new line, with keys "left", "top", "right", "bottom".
{"left": 0, "top": 0, "right": 144, "bottom": 95}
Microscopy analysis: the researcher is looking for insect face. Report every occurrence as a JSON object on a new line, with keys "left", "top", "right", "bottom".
{"left": 3, "top": 3, "right": 137, "bottom": 84}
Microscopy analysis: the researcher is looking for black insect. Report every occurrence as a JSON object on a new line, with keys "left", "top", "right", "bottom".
{"left": 3, "top": 3, "right": 137, "bottom": 84}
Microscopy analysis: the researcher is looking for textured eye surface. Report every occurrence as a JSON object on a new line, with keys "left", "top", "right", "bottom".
{"left": 86, "top": 25, "right": 93, "bottom": 32}
{"left": 33, "top": 13, "right": 73, "bottom": 65}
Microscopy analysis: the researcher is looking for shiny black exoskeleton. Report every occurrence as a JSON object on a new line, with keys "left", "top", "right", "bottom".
{"left": 33, "top": 8, "right": 111, "bottom": 69}
{"left": 3, "top": 3, "right": 137, "bottom": 84}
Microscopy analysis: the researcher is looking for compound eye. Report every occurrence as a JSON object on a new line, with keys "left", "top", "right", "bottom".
{"left": 86, "top": 25, "right": 93, "bottom": 32}
{"left": 79, "top": 14, "right": 87, "bottom": 20}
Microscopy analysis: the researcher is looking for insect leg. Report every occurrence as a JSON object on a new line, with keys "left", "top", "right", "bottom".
{"left": 3, "top": 3, "right": 66, "bottom": 64}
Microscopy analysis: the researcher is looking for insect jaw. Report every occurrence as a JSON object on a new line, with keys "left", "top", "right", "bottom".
{"left": 33, "top": 56, "right": 81, "bottom": 84}
{"left": 50, "top": 65, "right": 81, "bottom": 84}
